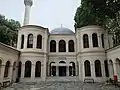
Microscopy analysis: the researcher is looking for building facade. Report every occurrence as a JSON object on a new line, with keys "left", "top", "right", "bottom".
{"left": 0, "top": 0, "right": 120, "bottom": 83}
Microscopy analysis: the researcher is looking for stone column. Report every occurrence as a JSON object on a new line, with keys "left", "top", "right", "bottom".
{"left": 31, "top": 64, "right": 35, "bottom": 79}
{"left": 101, "top": 62, "right": 106, "bottom": 77}
{"left": 98, "top": 34, "right": 102, "bottom": 47}
{"left": 56, "top": 42, "right": 59, "bottom": 52}
{"left": 9, "top": 65, "right": 13, "bottom": 82}
{"left": 89, "top": 35, "right": 93, "bottom": 48}
{"left": 91, "top": 63, "right": 95, "bottom": 78}
{"left": 24, "top": 35, "right": 27, "bottom": 49}
{"left": 33, "top": 35, "right": 37, "bottom": 49}
{"left": 66, "top": 42, "right": 68, "bottom": 52}
{"left": 113, "top": 63, "right": 117, "bottom": 75}
{"left": 17, "top": 34, "right": 21, "bottom": 49}
{"left": 56, "top": 66, "right": 59, "bottom": 76}
{"left": 67, "top": 66, "right": 69, "bottom": 76}
{"left": 0, "top": 65, "right": 5, "bottom": 80}
{"left": 21, "top": 64, "right": 25, "bottom": 78}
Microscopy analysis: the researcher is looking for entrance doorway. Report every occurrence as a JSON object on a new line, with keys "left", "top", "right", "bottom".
{"left": 59, "top": 66, "right": 66, "bottom": 76}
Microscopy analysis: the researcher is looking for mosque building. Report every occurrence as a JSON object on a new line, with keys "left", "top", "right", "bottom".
{"left": 0, "top": 0, "right": 120, "bottom": 83}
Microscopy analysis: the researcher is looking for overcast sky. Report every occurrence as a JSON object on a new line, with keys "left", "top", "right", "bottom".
{"left": 0, "top": 0, "right": 80, "bottom": 31}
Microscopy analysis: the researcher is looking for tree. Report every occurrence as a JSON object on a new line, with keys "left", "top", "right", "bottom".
{"left": 74, "top": 0, "right": 120, "bottom": 46}
{"left": 0, "top": 14, "right": 21, "bottom": 47}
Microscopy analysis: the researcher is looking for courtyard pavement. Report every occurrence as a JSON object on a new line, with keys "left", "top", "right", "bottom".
{"left": 1, "top": 81, "right": 120, "bottom": 90}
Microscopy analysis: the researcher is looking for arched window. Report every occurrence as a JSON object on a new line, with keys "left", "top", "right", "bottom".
{"left": 12, "top": 62, "right": 16, "bottom": 81}
{"left": 95, "top": 60, "right": 102, "bottom": 77}
{"left": 25, "top": 61, "right": 31, "bottom": 77}
{"left": 68, "top": 40, "right": 74, "bottom": 52}
{"left": 59, "top": 40, "right": 66, "bottom": 52}
{"left": 84, "top": 60, "right": 91, "bottom": 76}
{"left": 104, "top": 60, "right": 109, "bottom": 77}
{"left": 35, "top": 61, "right": 41, "bottom": 77}
{"left": 4, "top": 61, "right": 10, "bottom": 78}
{"left": 27, "top": 34, "right": 33, "bottom": 48}
{"left": 21, "top": 35, "right": 24, "bottom": 49}
{"left": 92, "top": 33, "right": 98, "bottom": 47}
{"left": 50, "top": 62, "right": 56, "bottom": 76}
{"left": 83, "top": 34, "right": 89, "bottom": 48}
{"left": 69, "top": 62, "right": 75, "bottom": 76}
{"left": 50, "top": 40, "right": 56, "bottom": 52}
{"left": 18, "top": 61, "right": 22, "bottom": 78}
{"left": 37, "top": 35, "right": 42, "bottom": 49}
{"left": 101, "top": 34, "right": 104, "bottom": 48}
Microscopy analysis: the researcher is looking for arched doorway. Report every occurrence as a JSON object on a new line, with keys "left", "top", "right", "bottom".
{"left": 24, "top": 61, "right": 31, "bottom": 77}
{"left": 49, "top": 62, "right": 56, "bottom": 76}
{"left": 104, "top": 60, "right": 109, "bottom": 77}
{"left": 4, "top": 61, "right": 10, "bottom": 78}
{"left": 69, "top": 62, "right": 75, "bottom": 76}
{"left": 84, "top": 60, "right": 91, "bottom": 77}
{"left": 35, "top": 61, "right": 41, "bottom": 77}
{"left": 95, "top": 60, "right": 102, "bottom": 77}
{"left": 59, "top": 61, "right": 66, "bottom": 76}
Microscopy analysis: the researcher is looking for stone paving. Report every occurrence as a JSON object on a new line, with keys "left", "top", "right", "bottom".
{"left": 1, "top": 81, "right": 120, "bottom": 90}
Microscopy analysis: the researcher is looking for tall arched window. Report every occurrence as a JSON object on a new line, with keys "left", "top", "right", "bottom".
{"left": 104, "top": 60, "right": 109, "bottom": 77}
{"left": 69, "top": 62, "right": 75, "bottom": 76}
{"left": 95, "top": 60, "right": 102, "bottom": 77}
{"left": 35, "top": 61, "right": 41, "bottom": 77}
{"left": 92, "top": 33, "right": 98, "bottom": 47}
{"left": 21, "top": 35, "right": 24, "bottom": 49}
{"left": 50, "top": 40, "right": 56, "bottom": 52}
{"left": 37, "top": 35, "right": 42, "bottom": 49}
{"left": 59, "top": 40, "right": 66, "bottom": 52}
{"left": 83, "top": 34, "right": 89, "bottom": 48}
{"left": 101, "top": 34, "right": 104, "bottom": 48}
{"left": 27, "top": 34, "right": 33, "bottom": 48}
{"left": 18, "top": 61, "right": 22, "bottom": 78}
{"left": 4, "top": 61, "right": 10, "bottom": 78}
{"left": 84, "top": 60, "right": 91, "bottom": 76}
{"left": 68, "top": 40, "right": 74, "bottom": 52}
{"left": 25, "top": 61, "right": 31, "bottom": 77}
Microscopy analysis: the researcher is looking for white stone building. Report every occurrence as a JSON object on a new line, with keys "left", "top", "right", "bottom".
{"left": 0, "top": 0, "right": 120, "bottom": 83}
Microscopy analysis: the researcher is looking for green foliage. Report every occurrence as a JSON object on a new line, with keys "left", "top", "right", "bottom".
{"left": 0, "top": 14, "right": 21, "bottom": 47}
{"left": 74, "top": 0, "right": 120, "bottom": 46}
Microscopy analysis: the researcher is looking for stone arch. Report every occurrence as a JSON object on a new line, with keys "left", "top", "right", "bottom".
{"left": 104, "top": 60, "right": 109, "bottom": 77}
{"left": 84, "top": 60, "right": 91, "bottom": 76}
{"left": 68, "top": 40, "right": 74, "bottom": 52}
{"left": 35, "top": 61, "right": 41, "bottom": 77}
{"left": 101, "top": 34, "right": 104, "bottom": 48}
{"left": 92, "top": 33, "right": 98, "bottom": 47}
{"left": 50, "top": 40, "right": 56, "bottom": 52}
{"left": 69, "top": 62, "right": 75, "bottom": 76}
{"left": 36, "top": 35, "right": 42, "bottom": 49}
{"left": 4, "top": 61, "right": 10, "bottom": 78}
{"left": 83, "top": 34, "right": 89, "bottom": 48}
{"left": 21, "top": 35, "right": 24, "bottom": 49}
{"left": 24, "top": 61, "right": 31, "bottom": 77}
{"left": 27, "top": 34, "right": 33, "bottom": 48}
{"left": 95, "top": 60, "right": 102, "bottom": 77}
{"left": 59, "top": 40, "right": 66, "bottom": 52}
{"left": 49, "top": 62, "right": 56, "bottom": 76}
